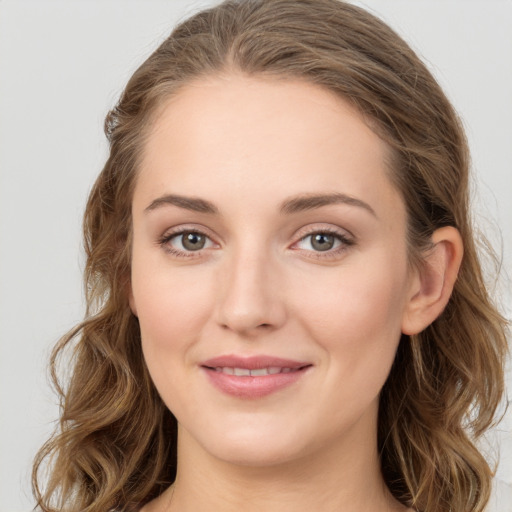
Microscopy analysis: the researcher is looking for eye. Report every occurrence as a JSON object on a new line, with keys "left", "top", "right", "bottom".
{"left": 302, "top": 233, "right": 339, "bottom": 251}
{"left": 160, "top": 229, "right": 216, "bottom": 256}
{"left": 174, "top": 232, "right": 209, "bottom": 251}
{"left": 293, "top": 229, "right": 354, "bottom": 255}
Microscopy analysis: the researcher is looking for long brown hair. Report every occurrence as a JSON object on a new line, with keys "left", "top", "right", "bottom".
{"left": 33, "top": 1, "right": 509, "bottom": 511}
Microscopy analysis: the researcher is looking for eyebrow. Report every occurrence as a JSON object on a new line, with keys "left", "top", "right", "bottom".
{"left": 280, "top": 192, "right": 376, "bottom": 217}
{"left": 145, "top": 194, "right": 219, "bottom": 214}
{"left": 144, "top": 192, "right": 376, "bottom": 217}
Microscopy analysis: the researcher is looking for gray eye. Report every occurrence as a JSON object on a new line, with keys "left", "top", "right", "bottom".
{"left": 181, "top": 232, "right": 206, "bottom": 251}
{"left": 310, "top": 233, "right": 336, "bottom": 251}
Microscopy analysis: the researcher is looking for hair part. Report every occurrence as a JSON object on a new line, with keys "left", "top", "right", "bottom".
{"left": 33, "top": 1, "right": 509, "bottom": 511}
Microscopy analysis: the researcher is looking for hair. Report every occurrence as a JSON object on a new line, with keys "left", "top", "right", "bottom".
{"left": 33, "top": 1, "right": 509, "bottom": 511}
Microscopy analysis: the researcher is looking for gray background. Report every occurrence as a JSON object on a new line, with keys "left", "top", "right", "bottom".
{"left": 0, "top": 1, "right": 510, "bottom": 510}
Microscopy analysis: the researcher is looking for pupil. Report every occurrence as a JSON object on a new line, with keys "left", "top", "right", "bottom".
{"left": 183, "top": 232, "right": 205, "bottom": 251}
{"left": 312, "top": 233, "right": 334, "bottom": 251}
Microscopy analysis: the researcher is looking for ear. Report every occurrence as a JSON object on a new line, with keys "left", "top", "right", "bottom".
{"left": 401, "top": 226, "right": 463, "bottom": 335}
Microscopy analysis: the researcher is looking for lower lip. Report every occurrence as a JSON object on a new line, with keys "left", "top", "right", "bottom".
{"left": 202, "top": 367, "right": 310, "bottom": 399}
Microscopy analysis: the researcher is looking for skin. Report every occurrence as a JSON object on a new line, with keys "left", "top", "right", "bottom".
{"left": 131, "top": 73, "right": 462, "bottom": 512}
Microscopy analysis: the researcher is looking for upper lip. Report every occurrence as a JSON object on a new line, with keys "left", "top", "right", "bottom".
{"left": 201, "top": 355, "right": 311, "bottom": 370}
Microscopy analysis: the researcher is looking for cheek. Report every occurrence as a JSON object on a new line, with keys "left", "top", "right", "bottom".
{"left": 295, "top": 250, "right": 409, "bottom": 378}
{"left": 131, "top": 258, "right": 219, "bottom": 416}
{"left": 131, "top": 256, "right": 215, "bottom": 364}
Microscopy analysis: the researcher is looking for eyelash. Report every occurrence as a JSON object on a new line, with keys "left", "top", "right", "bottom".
{"left": 158, "top": 226, "right": 355, "bottom": 260}
{"left": 292, "top": 227, "right": 355, "bottom": 260}
{"left": 158, "top": 228, "right": 214, "bottom": 259}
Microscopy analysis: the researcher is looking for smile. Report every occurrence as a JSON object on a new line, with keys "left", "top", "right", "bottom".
{"left": 210, "top": 366, "right": 302, "bottom": 376}
{"left": 200, "top": 355, "right": 312, "bottom": 399}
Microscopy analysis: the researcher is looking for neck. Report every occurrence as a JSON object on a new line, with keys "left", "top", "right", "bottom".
{"left": 162, "top": 408, "right": 407, "bottom": 512}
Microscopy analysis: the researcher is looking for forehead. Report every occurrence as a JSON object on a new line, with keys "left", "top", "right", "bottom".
{"left": 135, "top": 73, "right": 402, "bottom": 221}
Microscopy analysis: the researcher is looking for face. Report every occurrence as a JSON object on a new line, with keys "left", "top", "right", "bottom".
{"left": 130, "top": 74, "right": 417, "bottom": 467}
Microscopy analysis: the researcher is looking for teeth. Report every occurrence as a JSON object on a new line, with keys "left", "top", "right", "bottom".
{"left": 233, "top": 367, "right": 251, "bottom": 376}
{"left": 250, "top": 368, "right": 268, "bottom": 376}
{"left": 215, "top": 366, "right": 297, "bottom": 376}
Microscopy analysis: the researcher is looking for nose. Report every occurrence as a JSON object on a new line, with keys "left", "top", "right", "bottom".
{"left": 214, "top": 247, "right": 287, "bottom": 336}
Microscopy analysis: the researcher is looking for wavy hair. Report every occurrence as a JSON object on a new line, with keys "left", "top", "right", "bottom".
{"left": 33, "top": 1, "right": 509, "bottom": 511}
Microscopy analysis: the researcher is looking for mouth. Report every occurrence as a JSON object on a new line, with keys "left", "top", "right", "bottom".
{"left": 200, "top": 355, "right": 312, "bottom": 399}
{"left": 206, "top": 366, "right": 307, "bottom": 376}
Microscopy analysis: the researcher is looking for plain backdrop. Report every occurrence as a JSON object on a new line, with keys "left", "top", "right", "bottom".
{"left": 0, "top": 1, "right": 511, "bottom": 511}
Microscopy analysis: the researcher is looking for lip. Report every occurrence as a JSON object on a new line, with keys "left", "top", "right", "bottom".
{"left": 200, "top": 355, "right": 312, "bottom": 399}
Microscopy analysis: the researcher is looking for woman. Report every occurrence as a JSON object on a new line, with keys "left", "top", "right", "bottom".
{"left": 32, "top": 1, "right": 509, "bottom": 511}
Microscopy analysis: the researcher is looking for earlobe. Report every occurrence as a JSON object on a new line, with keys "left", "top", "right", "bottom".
{"left": 401, "top": 226, "right": 463, "bottom": 335}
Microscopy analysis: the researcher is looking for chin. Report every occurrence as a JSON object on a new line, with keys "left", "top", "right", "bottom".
{"left": 209, "top": 438, "right": 308, "bottom": 468}
{"left": 179, "top": 413, "right": 315, "bottom": 468}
